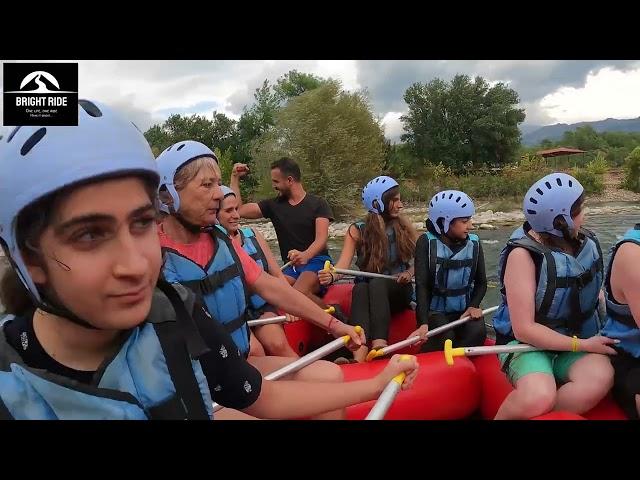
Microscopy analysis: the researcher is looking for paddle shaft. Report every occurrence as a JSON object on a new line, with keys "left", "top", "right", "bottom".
{"left": 211, "top": 335, "right": 350, "bottom": 413}
{"left": 247, "top": 315, "right": 287, "bottom": 328}
{"left": 378, "top": 305, "right": 499, "bottom": 357}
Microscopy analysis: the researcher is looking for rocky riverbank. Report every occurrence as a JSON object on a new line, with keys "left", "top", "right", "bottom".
{"left": 240, "top": 202, "right": 640, "bottom": 241}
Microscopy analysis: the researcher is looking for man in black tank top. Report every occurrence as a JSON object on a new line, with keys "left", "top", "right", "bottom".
{"left": 230, "top": 157, "right": 334, "bottom": 309}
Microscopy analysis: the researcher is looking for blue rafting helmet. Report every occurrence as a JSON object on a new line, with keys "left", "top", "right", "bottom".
{"left": 523, "top": 172, "right": 584, "bottom": 237}
{"left": 0, "top": 99, "right": 159, "bottom": 304}
{"left": 428, "top": 190, "right": 475, "bottom": 235}
{"left": 155, "top": 140, "right": 218, "bottom": 213}
{"left": 361, "top": 176, "right": 399, "bottom": 214}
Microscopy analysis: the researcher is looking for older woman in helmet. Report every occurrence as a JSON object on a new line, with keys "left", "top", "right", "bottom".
{"left": 154, "top": 141, "right": 369, "bottom": 419}
{"left": 492, "top": 172, "right": 616, "bottom": 419}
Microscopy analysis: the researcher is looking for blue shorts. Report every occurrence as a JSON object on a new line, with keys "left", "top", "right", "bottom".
{"left": 282, "top": 254, "right": 332, "bottom": 296}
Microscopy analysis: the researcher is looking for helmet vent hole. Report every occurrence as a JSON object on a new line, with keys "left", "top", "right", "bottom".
{"left": 441, "top": 193, "right": 445, "bottom": 199}
{"left": 536, "top": 188, "right": 544, "bottom": 195}
{"left": 78, "top": 100, "right": 103, "bottom": 117}
{"left": 455, "top": 196, "right": 461, "bottom": 203}
{"left": 527, "top": 209, "right": 537, "bottom": 215}
{"left": 568, "top": 180, "right": 573, "bottom": 187}
{"left": 529, "top": 197, "right": 538, "bottom": 204}
{"left": 545, "top": 181, "right": 552, "bottom": 190}
{"left": 177, "top": 144, "right": 186, "bottom": 151}
{"left": 461, "top": 203, "right": 467, "bottom": 209}
{"left": 20, "top": 128, "right": 47, "bottom": 156}
{"left": 556, "top": 178, "right": 562, "bottom": 186}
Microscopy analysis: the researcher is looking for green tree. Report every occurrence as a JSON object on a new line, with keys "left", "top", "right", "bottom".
{"left": 401, "top": 74, "right": 526, "bottom": 172}
{"left": 623, "top": 146, "right": 640, "bottom": 193}
{"left": 233, "top": 71, "right": 330, "bottom": 188}
{"left": 252, "top": 81, "right": 386, "bottom": 214}
{"left": 144, "top": 111, "right": 238, "bottom": 156}
{"left": 384, "top": 142, "right": 421, "bottom": 178}
{"left": 561, "top": 126, "right": 607, "bottom": 151}
{"left": 274, "top": 70, "right": 327, "bottom": 103}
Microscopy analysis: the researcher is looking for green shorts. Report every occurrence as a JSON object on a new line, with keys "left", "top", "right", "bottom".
{"left": 498, "top": 340, "right": 587, "bottom": 386}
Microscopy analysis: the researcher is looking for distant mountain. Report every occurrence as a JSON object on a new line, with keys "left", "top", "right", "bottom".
{"left": 522, "top": 117, "right": 640, "bottom": 146}
{"left": 519, "top": 123, "right": 542, "bottom": 136}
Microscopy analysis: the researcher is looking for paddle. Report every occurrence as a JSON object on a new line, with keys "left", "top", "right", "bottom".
{"left": 247, "top": 306, "right": 333, "bottom": 327}
{"left": 322, "top": 261, "right": 415, "bottom": 284}
{"left": 247, "top": 315, "right": 288, "bottom": 328}
{"left": 365, "top": 354, "right": 415, "bottom": 420}
{"left": 212, "top": 326, "right": 363, "bottom": 413}
{"left": 366, "top": 306, "right": 499, "bottom": 362}
{"left": 443, "top": 337, "right": 621, "bottom": 366}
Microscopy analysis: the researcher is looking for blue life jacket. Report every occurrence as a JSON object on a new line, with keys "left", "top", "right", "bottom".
{"left": 424, "top": 231, "right": 480, "bottom": 314}
{"left": 0, "top": 282, "right": 214, "bottom": 420}
{"left": 238, "top": 227, "right": 270, "bottom": 316}
{"left": 493, "top": 225, "right": 604, "bottom": 340}
{"left": 602, "top": 224, "right": 640, "bottom": 357}
{"left": 162, "top": 227, "right": 251, "bottom": 355}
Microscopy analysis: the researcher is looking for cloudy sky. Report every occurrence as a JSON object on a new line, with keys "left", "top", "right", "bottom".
{"left": 2, "top": 60, "right": 640, "bottom": 141}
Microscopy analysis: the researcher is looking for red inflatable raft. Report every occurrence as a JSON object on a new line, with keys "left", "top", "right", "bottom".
{"left": 283, "top": 283, "right": 629, "bottom": 420}
{"left": 283, "top": 283, "right": 479, "bottom": 419}
{"left": 340, "top": 351, "right": 480, "bottom": 419}
{"left": 283, "top": 283, "right": 419, "bottom": 356}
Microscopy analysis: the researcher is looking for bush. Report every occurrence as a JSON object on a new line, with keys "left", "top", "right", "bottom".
{"left": 570, "top": 167, "right": 604, "bottom": 194}
{"left": 586, "top": 151, "right": 609, "bottom": 175}
{"left": 623, "top": 147, "right": 640, "bottom": 193}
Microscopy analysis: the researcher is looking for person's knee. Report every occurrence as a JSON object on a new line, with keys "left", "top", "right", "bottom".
{"left": 573, "top": 356, "right": 615, "bottom": 399}
{"left": 352, "top": 282, "right": 369, "bottom": 297}
{"left": 293, "top": 276, "right": 317, "bottom": 295}
{"left": 300, "top": 360, "right": 344, "bottom": 383}
{"left": 517, "top": 381, "right": 557, "bottom": 417}
{"left": 588, "top": 359, "right": 615, "bottom": 395}
{"left": 368, "top": 278, "right": 388, "bottom": 295}
{"left": 249, "top": 335, "right": 266, "bottom": 357}
{"left": 458, "top": 320, "right": 487, "bottom": 347}
{"left": 263, "top": 335, "right": 294, "bottom": 357}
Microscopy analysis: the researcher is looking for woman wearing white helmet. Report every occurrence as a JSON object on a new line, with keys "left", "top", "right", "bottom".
{"left": 0, "top": 100, "right": 418, "bottom": 419}
{"left": 492, "top": 172, "right": 615, "bottom": 419}
{"left": 216, "top": 185, "right": 299, "bottom": 358}
{"left": 409, "top": 190, "right": 488, "bottom": 352}
{"left": 318, "top": 176, "right": 418, "bottom": 363}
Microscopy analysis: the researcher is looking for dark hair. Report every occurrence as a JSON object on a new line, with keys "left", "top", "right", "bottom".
{"left": 354, "top": 186, "right": 417, "bottom": 273}
{"left": 537, "top": 193, "right": 585, "bottom": 252}
{"left": 270, "top": 157, "right": 301, "bottom": 182}
{"left": 0, "top": 174, "right": 158, "bottom": 315}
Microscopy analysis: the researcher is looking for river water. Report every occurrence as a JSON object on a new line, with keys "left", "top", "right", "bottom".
{"left": 266, "top": 208, "right": 639, "bottom": 310}
{"left": 1, "top": 206, "right": 638, "bottom": 315}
